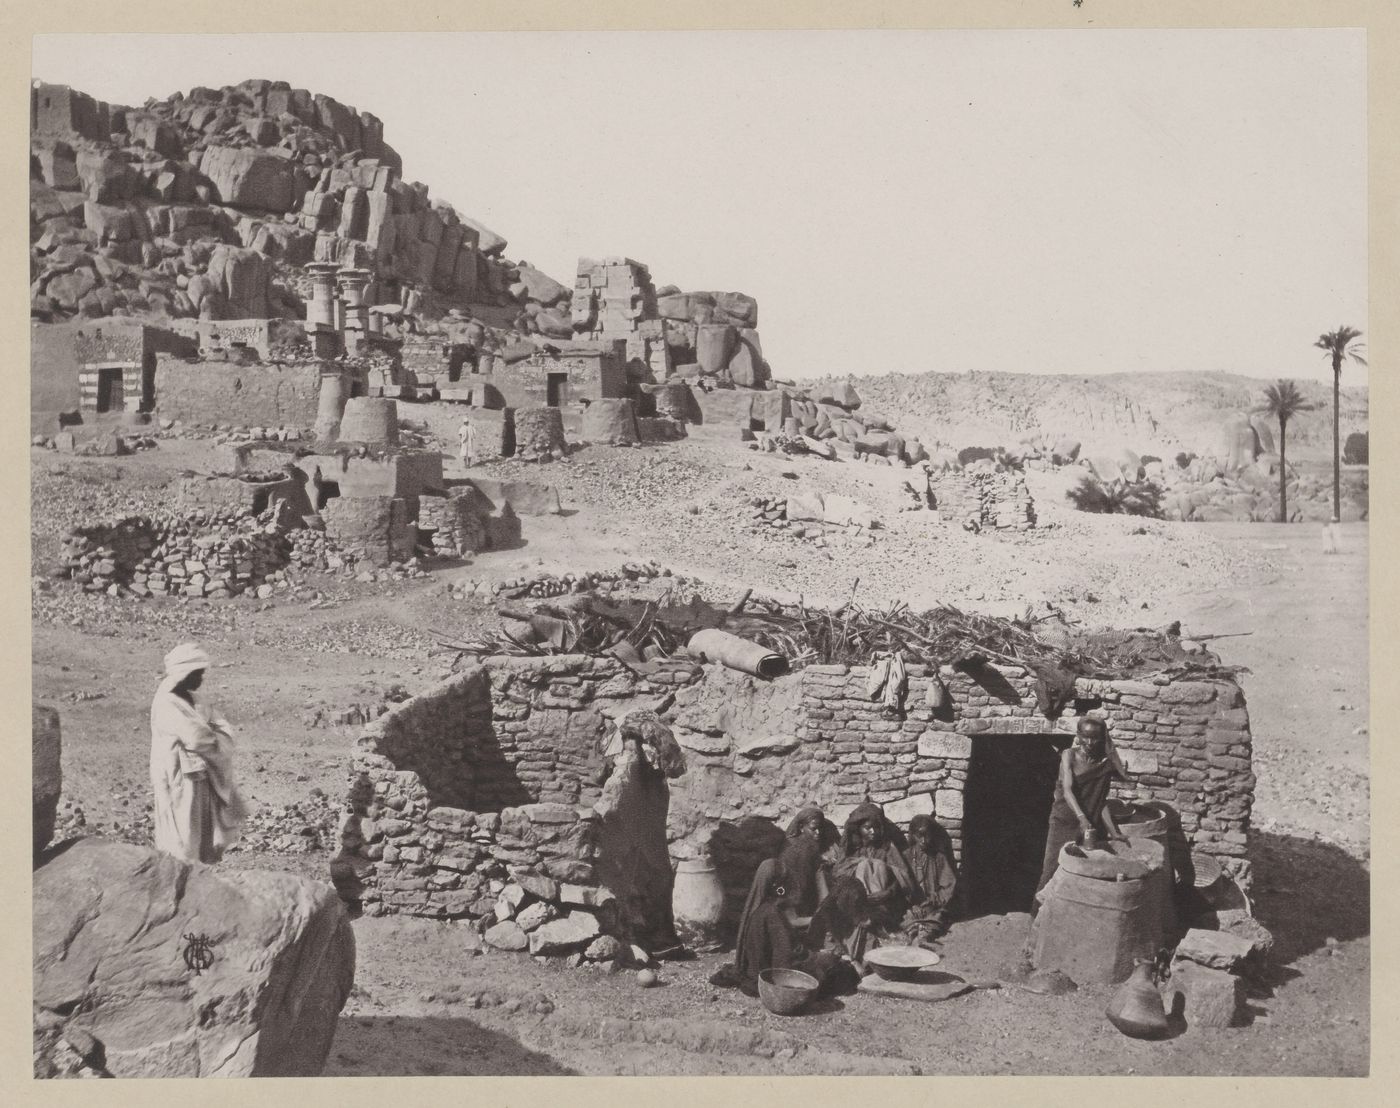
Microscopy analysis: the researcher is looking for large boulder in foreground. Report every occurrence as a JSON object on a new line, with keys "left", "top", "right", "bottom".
{"left": 34, "top": 838, "right": 355, "bottom": 1078}
{"left": 33, "top": 706, "right": 62, "bottom": 856}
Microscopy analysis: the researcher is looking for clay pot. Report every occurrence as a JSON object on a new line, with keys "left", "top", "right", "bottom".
{"left": 672, "top": 858, "right": 726, "bottom": 951}
{"left": 1106, "top": 961, "right": 1169, "bottom": 1039}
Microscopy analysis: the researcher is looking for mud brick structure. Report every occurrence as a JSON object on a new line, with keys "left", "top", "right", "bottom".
{"left": 340, "top": 652, "right": 1254, "bottom": 926}
{"left": 489, "top": 341, "right": 630, "bottom": 410}
{"left": 152, "top": 355, "right": 323, "bottom": 428}
{"left": 75, "top": 322, "right": 197, "bottom": 414}
{"left": 190, "top": 318, "right": 274, "bottom": 360}
{"left": 927, "top": 469, "right": 1037, "bottom": 531}
{"left": 400, "top": 337, "right": 474, "bottom": 393}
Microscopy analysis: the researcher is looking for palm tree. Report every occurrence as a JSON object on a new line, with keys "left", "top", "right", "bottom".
{"left": 1314, "top": 326, "right": 1367, "bottom": 522}
{"left": 1255, "top": 380, "right": 1317, "bottom": 522}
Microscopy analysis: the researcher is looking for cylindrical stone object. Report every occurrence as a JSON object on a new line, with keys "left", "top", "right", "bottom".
{"left": 337, "top": 397, "right": 399, "bottom": 445}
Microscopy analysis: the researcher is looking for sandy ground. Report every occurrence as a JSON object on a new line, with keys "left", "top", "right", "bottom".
{"left": 29, "top": 441, "right": 1370, "bottom": 1076}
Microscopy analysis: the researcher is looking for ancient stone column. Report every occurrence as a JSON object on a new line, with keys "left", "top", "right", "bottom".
{"left": 314, "top": 369, "right": 349, "bottom": 443}
{"left": 304, "top": 262, "right": 340, "bottom": 331}
{"left": 338, "top": 268, "right": 371, "bottom": 335}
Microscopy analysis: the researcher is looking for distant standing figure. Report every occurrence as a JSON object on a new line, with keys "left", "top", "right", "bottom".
{"left": 149, "top": 643, "right": 247, "bottom": 864}
{"left": 458, "top": 417, "right": 477, "bottom": 467}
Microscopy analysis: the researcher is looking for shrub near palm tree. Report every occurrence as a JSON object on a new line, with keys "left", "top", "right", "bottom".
{"left": 1255, "top": 379, "right": 1317, "bottom": 522}
{"left": 1066, "top": 475, "right": 1164, "bottom": 517}
{"left": 1315, "top": 326, "right": 1367, "bottom": 523}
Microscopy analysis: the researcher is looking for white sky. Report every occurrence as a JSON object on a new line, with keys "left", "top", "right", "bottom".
{"left": 32, "top": 30, "right": 1368, "bottom": 384}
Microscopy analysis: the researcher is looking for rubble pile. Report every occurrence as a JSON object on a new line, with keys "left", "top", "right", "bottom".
{"left": 30, "top": 78, "right": 572, "bottom": 329}
{"left": 446, "top": 561, "right": 680, "bottom": 602}
{"left": 744, "top": 492, "right": 881, "bottom": 547}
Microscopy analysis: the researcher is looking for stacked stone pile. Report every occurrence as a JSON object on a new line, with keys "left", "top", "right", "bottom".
{"left": 447, "top": 560, "right": 680, "bottom": 602}
{"left": 929, "top": 467, "right": 1037, "bottom": 531}
{"left": 418, "top": 493, "right": 488, "bottom": 557}
{"left": 744, "top": 493, "right": 881, "bottom": 548}
{"left": 514, "top": 406, "right": 567, "bottom": 462}
{"left": 59, "top": 509, "right": 294, "bottom": 599}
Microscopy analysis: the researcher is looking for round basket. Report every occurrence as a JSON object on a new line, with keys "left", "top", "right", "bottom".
{"left": 1190, "top": 852, "right": 1223, "bottom": 889}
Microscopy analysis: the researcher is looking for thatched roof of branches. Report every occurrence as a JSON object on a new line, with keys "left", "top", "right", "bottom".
{"left": 433, "top": 588, "right": 1247, "bottom": 685}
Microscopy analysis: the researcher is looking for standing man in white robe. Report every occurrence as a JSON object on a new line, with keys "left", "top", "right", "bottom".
{"left": 458, "top": 416, "right": 477, "bottom": 469}
{"left": 149, "top": 643, "right": 247, "bottom": 864}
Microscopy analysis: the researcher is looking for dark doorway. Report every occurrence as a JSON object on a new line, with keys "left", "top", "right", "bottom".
{"left": 95, "top": 367, "right": 125, "bottom": 413}
{"left": 545, "top": 372, "right": 568, "bottom": 407}
{"left": 962, "top": 733, "right": 1069, "bottom": 915}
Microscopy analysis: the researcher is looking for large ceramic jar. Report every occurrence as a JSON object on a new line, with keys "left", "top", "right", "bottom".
{"left": 672, "top": 858, "right": 726, "bottom": 950}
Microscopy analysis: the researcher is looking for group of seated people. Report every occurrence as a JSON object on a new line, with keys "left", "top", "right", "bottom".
{"left": 711, "top": 802, "right": 960, "bottom": 999}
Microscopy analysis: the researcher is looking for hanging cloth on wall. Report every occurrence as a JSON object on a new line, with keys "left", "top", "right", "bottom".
{"left": 865, "top": 651, "right": 908, "bottom": 713}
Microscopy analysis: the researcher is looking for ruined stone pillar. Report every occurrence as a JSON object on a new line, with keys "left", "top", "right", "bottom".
{"left": 338, "top": 268, "right": 372, "bottom": 336}
{"left": 314, "top": 368, "right": 349, "bottom": 443}
{"left": 304, "top": 262, "right": 340, "bottom": 331}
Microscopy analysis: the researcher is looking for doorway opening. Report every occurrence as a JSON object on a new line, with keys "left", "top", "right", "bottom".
{"left": 95, "top": 367, "right": 125, "bottom": 413}
{"left": 545, "top": 372, "right": 568, "bottom": 407}
{"left": 962, "top": 733, "right": 1069, "bottom": 915}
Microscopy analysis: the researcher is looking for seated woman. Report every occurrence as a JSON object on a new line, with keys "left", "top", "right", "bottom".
{"left": 780, "top": 806, "right": 836, "bottom": 924}
{"left": 833, "top": 802, "right": 919, "bottom": 935}
{"left": 710, "top": 857, "right": 860, "bottom": 998}
{"left": 901, "top": 814, "right": 959, "bottom": 946}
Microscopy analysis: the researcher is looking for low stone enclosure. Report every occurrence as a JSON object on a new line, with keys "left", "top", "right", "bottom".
{"left": 54, "top": 454, "right": 561, "bottom": 597}
{"left": 334, "top": 650, "right": 1253, "bottom": 954}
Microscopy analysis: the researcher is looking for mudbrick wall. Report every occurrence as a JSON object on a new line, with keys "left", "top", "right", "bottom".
{"left": 928, "top": 470, "right": 1037, "bottom": 531}
{"left": 339, "top": 653, "right": 1254, "bottom": 924}
{"left": 153, "top": 355, "right": 322, "bottom": 428}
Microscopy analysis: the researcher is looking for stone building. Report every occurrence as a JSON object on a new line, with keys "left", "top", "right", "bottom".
{"left": 335, "top": 651, "right": 1254, "bottom": 932}
{"left": 489, "top": 341, "right": 630, "bottom": 410}
{"left": 74, "top": 321, "right": 198, "bottom": 414}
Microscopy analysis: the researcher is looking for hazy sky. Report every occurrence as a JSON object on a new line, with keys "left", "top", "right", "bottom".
{"left": 32, "top": 30, "right": 1368, "bottom": 383}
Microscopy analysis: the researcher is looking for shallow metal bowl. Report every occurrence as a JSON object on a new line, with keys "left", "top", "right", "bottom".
{"left": 865, "top": 945, "right": 942, "bottom": 982}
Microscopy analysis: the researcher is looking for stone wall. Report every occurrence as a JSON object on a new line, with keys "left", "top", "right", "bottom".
{"left": 176, "top": 473, "right": 311, "bottom": 517}
{"left": 928, "top": 470, "right": 1037, "bottom": 531}
{"left": 153, "top": 356, "right": 321, "bottom": 428}
{"left": 321, "top": 496, "right": 416, "bottom": 566}
{"left": 192, "top": 318, "right": 274, "bottom": 360}
{"left": 341, "top": 652, "right": 1254, "bottom": 923}
{"left": 294, "top": 450, "right": 443, "bottom": 500}
{"left": 59, "top": 512, "right": 293, "bottom": 599}
{"left": 338, "top": 655, "right": 703, "bottom": 921}
{"left": 492, "top": 344, "right": 629, "bottom": 410}
{"left": 400, "top": 337, "right": 473, "bottom": 391}
{"left": 402, "top": 401, "right": 514, "bottom": 461}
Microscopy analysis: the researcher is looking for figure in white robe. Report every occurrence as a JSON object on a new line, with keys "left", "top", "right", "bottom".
{"left": 149, "top": 643, "right": 247, "bottom": 864}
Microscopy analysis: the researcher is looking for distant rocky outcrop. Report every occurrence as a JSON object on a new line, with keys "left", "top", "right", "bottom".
{"left": 819, "top": 369, "right": 1367, "bottom": 461}
{"left": 33, "top": 837, "right": 355, "bottom": 1078}
{"left": 30, "top": 78, "right": 568, "bottom": 332}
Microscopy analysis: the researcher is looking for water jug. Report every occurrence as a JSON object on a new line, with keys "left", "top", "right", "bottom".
{"left": 1106, "top": 959, "right": 1169, "bottom": 1039}
{"left": 672, "top": 858, "right": 726, "bottom": 951}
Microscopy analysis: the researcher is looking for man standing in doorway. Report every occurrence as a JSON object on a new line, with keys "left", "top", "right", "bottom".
{"left": 457, "top": 416, "right": 477, "bottom": 469}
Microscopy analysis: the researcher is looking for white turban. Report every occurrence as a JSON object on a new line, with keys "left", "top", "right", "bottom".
{"left": 162, "top": 643, "right": 210, "bottom": 688}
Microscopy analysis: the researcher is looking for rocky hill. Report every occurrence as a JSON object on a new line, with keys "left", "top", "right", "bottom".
{"left": 814, "top": 369, "right": 1368, "bottom": 460}
{"left": 29, "top": 79, "right": 572, "bottom": 334}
